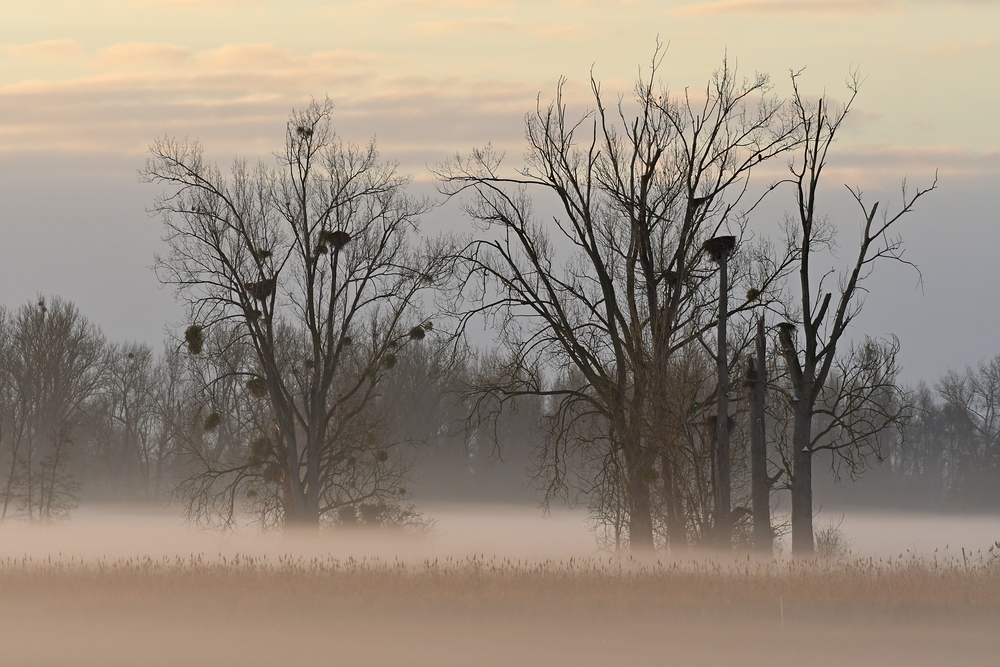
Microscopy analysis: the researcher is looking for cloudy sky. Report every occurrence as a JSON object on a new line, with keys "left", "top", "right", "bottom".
{"left": 0, "top": 0, "right": 997, "bottom": 383}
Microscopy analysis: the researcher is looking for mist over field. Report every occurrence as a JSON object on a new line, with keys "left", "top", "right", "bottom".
{"left": 1, "top": 505, "right": 999, "bottom": 667}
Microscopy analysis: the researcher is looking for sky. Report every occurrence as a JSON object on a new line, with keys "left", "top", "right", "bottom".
{"left": 0, "top": 0, "right": 997, "bottom": 384}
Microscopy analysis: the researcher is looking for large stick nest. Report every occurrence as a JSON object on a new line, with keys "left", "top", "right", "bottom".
{"left": 245, "top": 278, "right": 276, "bottom": 301}
{"left": 318, "top": 230, "right": 352, "bottom": 251}
{"left": 702, "top": 235, "right": 736, "bottom": 263}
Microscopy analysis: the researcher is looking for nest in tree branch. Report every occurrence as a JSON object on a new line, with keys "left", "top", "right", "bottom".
{"left": 184, "top": 325, "right": 204, "bottom": 355}
{"left": 408, "top": 325, "right": 426, "bottom": 341}
{"left": 382, "top": 353, "right": 398, "bottom": 370}
{"left": 319, "top": 230, "right": 352, "bottom": 251}
{"left": 702, "top": 236, "right": 736, "bottom": 263}
{"left": 248, "top": 436, "right": 272, "bottom": 470}
{"left": 704, "top": 414, "right": 735, "bottom": 433}
{"left": 246, "top": 377, "right": 268, "bottom": 398}
{"left": 245, "top": 278, "right": 276, "bottom": 301}
{"left": 746, "top": 288, "right": 761, "bottom": 301}
{"left": 295, "top": 126, "right": 313, "bottom": 138}
{"left": 203, "top": 412, "right": 221, "bottom": 431}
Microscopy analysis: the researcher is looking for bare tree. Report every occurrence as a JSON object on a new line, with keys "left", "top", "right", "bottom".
{"left": 0, "top": 297, "right": 105, "bottom": 522}
{"left": 438, "top": 51, "right": 796, "bottom": 549}
{"left": 86, "top": 342, "right": 160, "bottom": 500}
{"left": 932, "top": 357, "right": 1000, "bottom": 504}
{"left": 777, "top": 71, "right": 934, "bottom": 554}
{"left": 144, "top": 99, "right": 446, "bottom": 528}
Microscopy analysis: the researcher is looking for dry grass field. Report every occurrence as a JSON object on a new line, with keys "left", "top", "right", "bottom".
{"left": 0, "top": 508, "right": 998, "bottom": 666}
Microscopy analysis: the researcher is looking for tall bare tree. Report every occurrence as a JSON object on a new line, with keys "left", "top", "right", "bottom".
{"left": 777, "top": 71, "right": 934, "bottom": 554}
{"left": 144, "top": 99, "right": 446, "bottom": 528}
{"left": 438, "top": 51, "right": 796, "bottom": 549}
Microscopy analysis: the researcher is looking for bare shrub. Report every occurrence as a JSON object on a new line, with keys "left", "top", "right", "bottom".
{"left": 814, "top": 515, "right": 852, "bottom": 560}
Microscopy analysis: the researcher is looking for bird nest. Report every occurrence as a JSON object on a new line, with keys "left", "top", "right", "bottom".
{"left": 203, "top": 412, "right": 221, "bottom": 432}
{"left": 659, "top": 270, "right": 679, "bottom": 286}
{"left": 246, "top": 377, "right": 268, "bottom": 398}
{"left": 701, "top": 236, "right": 736, "bottom": 263}
{"left": 184, "top": 325, "right": 204, "bottom": 355}
{"left": 245, "top": 278, "right": 276, "bottom": 301}
{"left": 318, "top": 230, "right": 352, "bottom": 251}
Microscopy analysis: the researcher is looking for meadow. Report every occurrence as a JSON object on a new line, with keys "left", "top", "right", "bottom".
{"left": 0, "top": 507, "right": 998, "bottom": 666}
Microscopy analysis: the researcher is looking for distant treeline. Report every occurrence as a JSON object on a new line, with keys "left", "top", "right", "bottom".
{"left": 0, "top": 295, "right": 538, "bottom": 523}
{"left": 0, "top": 294, "right": 996, "bottom": 527}
{"left": 819, "top": 361, "right": 1000, "bottom": 512}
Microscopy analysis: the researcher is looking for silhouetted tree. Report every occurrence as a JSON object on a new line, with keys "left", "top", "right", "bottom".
{"left": 144, "top": 99, "right": 448, "bottom": 528}
{"left": 438, "top": 50, "right": 796, "bottom": 549}
{"left": 777, "top": 71, "right": 934, "bottom": 555}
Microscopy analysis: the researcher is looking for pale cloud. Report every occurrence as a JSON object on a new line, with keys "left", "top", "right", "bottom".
{"left": 414, "top": 18, "right": 584, "bottom": 37}
{"left": 102, "top": 0, "right": 261, "bottom": 9}
{"left": 0, "top": 40, "right": 537, "bottom": 173}
{"left": 821, "top": 144, "right": 1000, "bottom": 190}
{"left": 672, "top": 0, "right": 899, "bottom": 16}
{"left": 93, "top": 43, "right": 192, "bottom": 69}
{"left": 407, "top": 0, "right": 517, "bottom": 7}
{"left": 1, "top": 40, "right": 86, "bottom": 62}
{"left": 193, "top": 43, "right": 304, "bottom": 70}
{"left": 929, "top": 38, "right": 993, "bottom": 58}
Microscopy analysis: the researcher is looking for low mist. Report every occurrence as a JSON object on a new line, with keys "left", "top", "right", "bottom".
{"left": 1, "top": 504, "right": 999, "bottom": 667}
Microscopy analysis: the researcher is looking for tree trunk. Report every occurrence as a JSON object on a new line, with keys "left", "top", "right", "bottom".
{"left": 622, "top": 422, "right": 654, "bottom": 550}
{"left": 628, "top": 470, "right": 655, "bottom": 550}
{"left": 790, "top": 400, "right": 814, "bottom": 556}
{"left": 304, "top": 432, "right": 321, "bottom": 526}
{"left": 661, "top": 446, "right": 686, "bottom": 553}
{"left": 714, "top": 252, "right": 731, "bottom": 547}
{"left": 749, "top": 318, "right": 772, "bottom": 555}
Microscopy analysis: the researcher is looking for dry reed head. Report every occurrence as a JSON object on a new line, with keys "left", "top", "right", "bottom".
{"left": 0, "top": 551, "right": 997, "bottom": 617}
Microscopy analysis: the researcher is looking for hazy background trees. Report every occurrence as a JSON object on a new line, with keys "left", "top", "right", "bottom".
{"left": 0, "top": 297, "right": 105, "bottom": 521}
